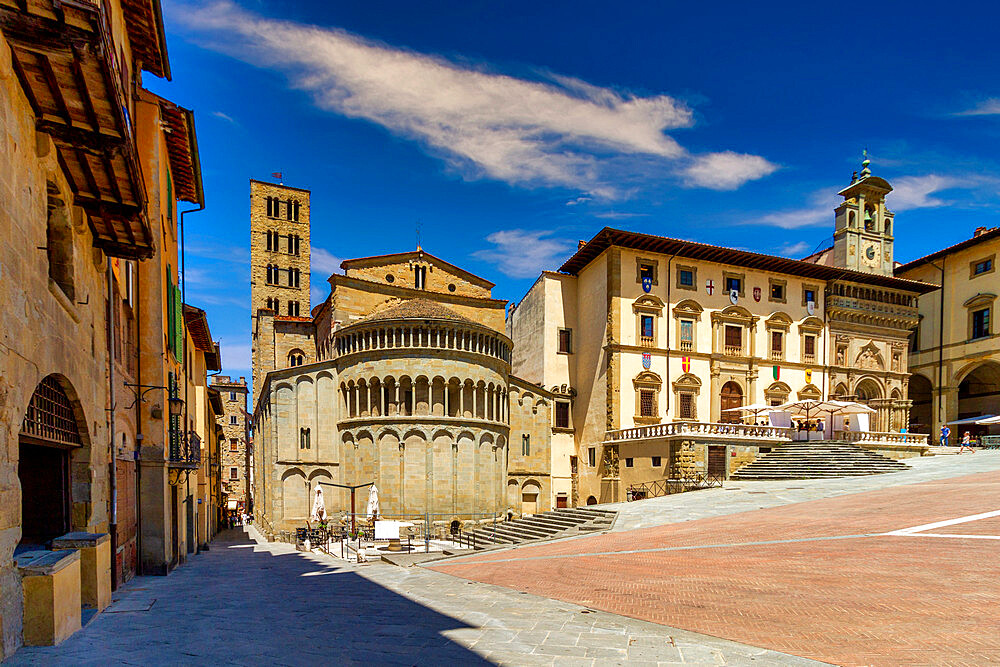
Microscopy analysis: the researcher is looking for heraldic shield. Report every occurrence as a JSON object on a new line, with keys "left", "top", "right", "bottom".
{"left": 642, "top": 353, "right": 651, "bottom": 369}
{"left": 642, "top": 275, "right": 653, "bottom": 293}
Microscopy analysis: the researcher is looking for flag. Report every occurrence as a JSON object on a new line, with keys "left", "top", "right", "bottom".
{"left": 773, "top": 365, "right": 780, "bottom": 381}
{"left": 271, "top": 172, "right": 283, "bottom": 180}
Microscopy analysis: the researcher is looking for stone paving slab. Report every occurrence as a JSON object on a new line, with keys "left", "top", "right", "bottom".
{"left": 7, "top": 527, "right": 821, "bottom": 666}
{"left": 430, "top": 465, "right": 1000, "bottom": 666}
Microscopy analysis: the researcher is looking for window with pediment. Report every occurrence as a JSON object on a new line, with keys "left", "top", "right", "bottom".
{"left": 672, "top": 299, "right": 703, "bottom": 353}
{"left": 633, "top": 371, "right": 662, "bottom": 424}
{"left": 671, "top": 373, "right": 701, "bottom": 421}
{"left": 633, "top": 294, "right": 664, "bottom": 348}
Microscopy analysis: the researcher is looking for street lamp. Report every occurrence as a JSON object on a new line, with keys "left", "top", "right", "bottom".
{"left": 168, "top": 396, "right": 185, "bottom": 417}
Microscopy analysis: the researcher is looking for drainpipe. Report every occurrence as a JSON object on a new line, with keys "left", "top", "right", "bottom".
{"left": 180, "top": 203, "right": 205, "bottom": 554}
{"left": 664, "top": 255, "right": 675, "bottom": 415}
{"left": 106, "top": 260, "right": 118, "bottom": 590}
{"left": 134, "top": 258, "right": 143, "bottom": 576}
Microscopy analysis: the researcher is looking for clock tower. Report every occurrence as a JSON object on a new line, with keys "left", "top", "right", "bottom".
{"left": 832, "top": 154, "right": 895, "bottom": 276}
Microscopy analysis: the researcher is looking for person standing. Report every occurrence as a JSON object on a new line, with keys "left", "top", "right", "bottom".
{"left": 959, "top": 431, "right": 976, "bottom": 454}
{"left": 940, "top": 424, "right": 951, "bottom": 447}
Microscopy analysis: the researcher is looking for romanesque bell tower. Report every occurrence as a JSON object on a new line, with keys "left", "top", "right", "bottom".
{"left": 832, "top": 154, "right": 895, "bottom": 275}
{"left": 250, "top": 179, "right": 311, "bottom": 399}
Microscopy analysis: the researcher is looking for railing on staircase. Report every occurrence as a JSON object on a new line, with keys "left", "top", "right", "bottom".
{"left": 835, "top": 430, "right": 929, "bottom": 445}
{"left": 626, "top": 473, "right": 723, "bottom": 501}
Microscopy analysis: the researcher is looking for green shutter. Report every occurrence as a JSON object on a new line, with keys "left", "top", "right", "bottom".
{"left": 174, "top": 285, "right": 183, "bottom": 358}
{"left": 166, "top": 267, "right": 175, "bottom": 355}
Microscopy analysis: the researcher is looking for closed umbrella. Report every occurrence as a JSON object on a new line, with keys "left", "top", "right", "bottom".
{"left": 366, "top": 485, "right": 380, "bottom": 520}
{"left": 310, "top": 485, "right": 326, "bottom": 522}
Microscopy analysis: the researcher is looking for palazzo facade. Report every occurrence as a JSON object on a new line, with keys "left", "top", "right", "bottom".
{"left": 508, "top": 164, "right": 938, "bottom": 504}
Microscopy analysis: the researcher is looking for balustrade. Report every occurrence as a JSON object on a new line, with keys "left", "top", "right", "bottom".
{"left": 606, "top": 421, "right": 795, "bottom": 443}
{"left": 834, "top": 430, "right": 929, "bottom": 446}
{"left": 333, "top": 322, "right": 510, "bottom": 364}
{"left": 724, "top": 344, "right": 742, "bottom": 357}
{"left": 640, "top": 336, "right": 655, "bottom": 348}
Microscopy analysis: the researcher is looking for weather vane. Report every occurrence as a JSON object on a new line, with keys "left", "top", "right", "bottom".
{"left": 416, "top": 218, "right": 422, "bottom": 251}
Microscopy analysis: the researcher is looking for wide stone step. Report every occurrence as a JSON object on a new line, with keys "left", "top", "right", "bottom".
{"left": 732, "top": 440, "right": 909, "bottom": 480}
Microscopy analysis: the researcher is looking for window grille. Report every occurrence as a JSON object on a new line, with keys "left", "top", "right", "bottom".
{"left": 679, "top": 393, "right": 694, "bottom": 419}
{"left": 20, "top": 376, "right": 81, "bottom": 446}
{"left": 639, "top": 389, "right": 655, "bottom": 417}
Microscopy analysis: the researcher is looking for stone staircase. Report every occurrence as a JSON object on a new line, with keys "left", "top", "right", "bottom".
{"left": 731, "top": 439, "right": 909, "bottom": 480}
{"left": 463, "top": 507, "right": 617, "bottom": 549}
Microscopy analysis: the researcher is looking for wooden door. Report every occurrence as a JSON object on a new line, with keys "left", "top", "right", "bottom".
{"left": 720, "top": 381, "right": 743, "bottom": 423}
{"left": 556, "top": 495, "right": 568, "bottom": 509}
{"left": 707, "top": 445, "right": 727, "bottom": 480}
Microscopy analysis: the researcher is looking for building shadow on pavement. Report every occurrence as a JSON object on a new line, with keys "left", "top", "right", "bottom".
{"left": 8, "top": 528, "right": 491, "bottom": 666}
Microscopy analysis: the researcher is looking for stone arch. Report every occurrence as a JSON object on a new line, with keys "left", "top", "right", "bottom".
{"left": 281, "top": 468, "right": 308, "bottom": 520}
{"left": 797, "top": 383, "right": 823, "bottom": 400}
{"left": 673, "top": 299, "right": 704, "bottom": 317}
{"left": 854, "top": 377, "right": 883, "bottom": 401}
{"left": 764, "top": 381, "right": 791, "bottom": 407}
{"left": 907, "top": 373, "right": 933, "bottom": 433}
{"left": 287, "top": 348, "right": 306, "bottom": 367}
{"left": 520, "top": 479, "right": 542, "bottom": 515}
{"left": 800, "top": 316, "right": 825, "bottom": 329}
{"left": 17, "top": 373, "right": 93, "bottom": 544}
{"left": 956, "top": 361, "right": 1000, "bottom": 434}
{"left": 721, "top": 304, "right": 754, "bottom": 319}
{"left": 832, "top": 382, "right": 851, "bottom": 399}
{"left": 586, "top": 496, "right": 598, "bottom": 506}
{"left": 766, "top": 311, "right": 793, "bottom": 326}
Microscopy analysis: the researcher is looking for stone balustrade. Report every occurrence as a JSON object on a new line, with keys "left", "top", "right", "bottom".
{"left": 606, "top": 421, "right": 795, "bottom": 443}
{"left": 834, "top": 430, "right": 929, "bottom": 445}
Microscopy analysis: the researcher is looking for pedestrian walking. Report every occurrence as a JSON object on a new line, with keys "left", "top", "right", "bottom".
{"left": 940, "top": 424, "right": 951, "bottom": 447}
{"left": 959, "top": 431, "right": 976, "bottom": 454}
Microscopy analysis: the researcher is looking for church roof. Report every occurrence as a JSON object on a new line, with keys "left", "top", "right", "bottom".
{"left": 359, "top": 298, "right": 477, "bottom": 325}
{"left": 340, "top": 249, "right": 495, "bottom": 288}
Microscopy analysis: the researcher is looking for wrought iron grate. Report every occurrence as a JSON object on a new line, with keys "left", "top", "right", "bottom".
{"left": 21, "top": 376, "right": 82, "bottom": 446}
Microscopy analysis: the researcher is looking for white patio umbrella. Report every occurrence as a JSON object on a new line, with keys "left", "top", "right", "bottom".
{"left": 818, "top": 400, "right": 875, "bottom": 438}
{"left": 775, "top": 399, "right": 836, "bottom": 421}
{"left": 310, "top": 485, "right": 326, "bottom": 522}
{"left": 977, "top": 415, "right": 1000, "bottom": 425}
{"left": 366, "top": 484, "right": 380, "bottom": 520}
{"left": 721, "top": 402, "right": 778, "bottom": 423}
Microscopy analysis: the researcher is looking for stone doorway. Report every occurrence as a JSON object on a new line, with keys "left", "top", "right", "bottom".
{"left": 707, "top": 445, "right": 727, "bottom": 481}
{"left": 719, "top": 382, "right": 743, "bottom": 423}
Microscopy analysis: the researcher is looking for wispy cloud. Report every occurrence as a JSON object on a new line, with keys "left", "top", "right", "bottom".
{"left": 473, "top": 229, "right": 572, "bottom": 278}
{"left": 212, "top": 110, "right": 239, "bottom": 124}
{"left": 170, "top": 1, "right": 775, "bottom": 197}
{"left": 311, "top": 246, "right": 344, "bottom": 276}
{"left": 219, "top": 343, "right": 251, "bottom": 374}
{"left": 889, "top": 175, "right": 959, "bottom": 210}
{"left": 778, "top": 241, "right": 812, "bottom": 257}
{"left": 954, "top": 98, "right": 1000, "bottom": 116}
{"left": 186, "top": 238, "right": 248, "bottom": 265}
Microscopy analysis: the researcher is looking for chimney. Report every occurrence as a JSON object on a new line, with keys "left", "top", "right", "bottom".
{"left": 239, "top": 376, "right": 245, "bottom": 384}
{"left": 578, "top": 240, "right": 587, "bottom": 250}
{"left": 974, "top": 226, "right": 988, "bottom": 238}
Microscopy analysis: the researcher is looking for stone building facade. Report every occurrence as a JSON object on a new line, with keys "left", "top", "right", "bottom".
{"left": 508, "top": 165, "right": 938, "bottom": 504}
{"left": 0, "top": 0, "right": 220, "bottom": 657}
{"left": 896, "top": 226, "right": 1000, "bottom": 440}
{"left": 212, "top": 376, "right": 251, "bottom": 513}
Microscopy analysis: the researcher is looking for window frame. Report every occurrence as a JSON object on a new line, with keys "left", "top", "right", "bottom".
{"left": 768, "top": 278, "right": 786, "bottom": 303}
{"left": 557, "top": 328, "right": 573, "bottom": 355}
{"left": 634, "top": 257, "right": 659, "bottom": 286}
{"left": 675, "top": 264, "right": 697, "bottom": 291}
{"left": 801, "top": 284, "right": 820, "bottom": 308}
{"left": 554, "top": 400, "right": 572, "bottom": 430}
{"left": 971, "top": 254, "right": 996, "bottom": 279}
{"left": 971, "top": 307, "right": 991, "bottom": 340}
{"left": 722, "top": 271, "right": 745, "bottom": 297}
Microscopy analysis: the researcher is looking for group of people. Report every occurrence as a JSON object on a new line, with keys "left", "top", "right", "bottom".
{"left": 939, "top": 425, "right": 978, "bottom": 453}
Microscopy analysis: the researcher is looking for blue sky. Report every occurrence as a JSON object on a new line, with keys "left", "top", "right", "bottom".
{"left": 148, "top": 1, "right": 1000, "bottom": 381}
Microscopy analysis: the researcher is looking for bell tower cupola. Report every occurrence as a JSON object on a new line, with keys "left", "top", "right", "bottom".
{"left": 832, "top": 152, "right": 895, "bottom": 275}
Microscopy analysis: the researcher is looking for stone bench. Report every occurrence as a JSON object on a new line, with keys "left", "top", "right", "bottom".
{"left": 15, "top": 549, "right": 82, "bottom": 646}
{"left": 51, "top": 532, "right": 111, "bottom": 611}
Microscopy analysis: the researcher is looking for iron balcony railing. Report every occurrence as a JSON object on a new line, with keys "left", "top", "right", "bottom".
{"left": 169, "top": 430, "right": 201, "bottom": 467}
{"left": 626, "top": 473, "right": 723, "bottom": 501}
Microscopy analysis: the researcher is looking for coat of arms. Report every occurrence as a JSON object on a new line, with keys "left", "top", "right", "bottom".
{"left": 681, "top": 357, "right": 691, "bottom": 373}
{"left": 807, "top": 300, "right": 816, "bottom": 316}
{"left": 805, "top": 369, "right": 813, "bottom": 383}
{"left": 641, "top": 276, "right": 652, "bottom": 293}
{"left": 729, "top": 289, "right": 739, "bottom": 305}
{"left": 642, "top": 353, "right": 651, "bottom": 369}
{"left": 773, "top": 365, "right": 780, "bottom": 381}
{"left": 753, "top": 287, "right": 761, "bottom": 302}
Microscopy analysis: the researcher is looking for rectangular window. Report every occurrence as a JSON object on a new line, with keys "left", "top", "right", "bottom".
{"left": 639, "top": 389, "right": 656, "bottom": 417}
{"left": 230, "top": 415, "right": 237, "bottom": 425}
{"left": 555, "top": 401, "right": 570, "bottom": 428}
{"left": 725, "top": 325, "right": 741, "bottom": 350}
{"left": 725, "top": 277, "right": 742, "bottom": 294}
{"left": 770, "top": 282, "right": 785, "bottom": 301}
{"left": 640, "top": 315, "right": 654, "bottom": 339}
{"left": 804, "top": 334, "right": 816, "bottom": 358}
{"left": 588, "top": 447, "right": 596, "bottom": 467}
{"left": 973, "top": 258, "right": 994, "bottom": 276}
{"left": 624, "top": 457, "right": 633, "bottom": 468}
{"left": 230, "top": 439, "right": 238, "bottom": 452}
{"left": 229, "top": 467, "right": 238, "bottom": 480}
{"left": 522, "top": 433, "right": 530, "bottom": 456}
{"left": 299, "top": 427, "right": 311, "bottom": 450}
{"left": 678, "top": 269, "right": 693, "bottom": 286}
{"left": 679, "top": 393, "right": 694, "bottom": 419}
{"left": 558, "top": 328, "right": 572, "bottom": 354}
{"left": 651, "top": 456, "right": 661, "bottom": 467}
{"left": 639, "top": 264, "right": 654, "bottom": 282}
{"left": 229, "top": 392, "right": 237, "bottom": 401}
{"left": 804, "top": 288, "right": 816, "bottom": 305}
{"left": 771, "top": 330, "right": 783, "bottom": 355}
{"left": 679, "top": 320, "right": 693, "bottom": 351}
{"left": 972, "top": 308, "right": 990, "bottom": 339}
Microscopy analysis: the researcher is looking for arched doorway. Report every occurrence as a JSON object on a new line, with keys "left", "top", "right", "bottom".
{"left": 958, "top": 363, "right": 1000, "bottom": 439}
{"left": 18, "top": 375, "right": 86, "bottom": 548}
{"left": 719, "top": 381, "right": 743, "bottom": 423}
{"left": 855, "top": 379, "right": 885, "bottom": 430}
{"left": 907, "top": 375, "right": 933, "bottom": 434}
{"left": 586, "top": 496, "right": 597, "bottom": 506}
{"left": 521, "top": 481, "right": 541, "bottom": 515}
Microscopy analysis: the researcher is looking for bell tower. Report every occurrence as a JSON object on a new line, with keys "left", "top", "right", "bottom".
{"left": 832, "top": 153, "right": 895, "bottom": 276}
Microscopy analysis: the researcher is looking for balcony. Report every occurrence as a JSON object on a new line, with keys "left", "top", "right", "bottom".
{"left": 724, "top": 345, "right": 743, "bottom": 357}
{"left": 606, "top": 421, "right": 795, "bottom": 444}
{"left": 769, "top": 350, "right": 783, "bottom": 361}
{"left": 169, "top": 431, "right": 201, "bottom": 469}
{"left": 639, "top": 336, "right": 655, "bottom": 348}
{"left": 679, "top": 340, "right": 693, "bottom": 352}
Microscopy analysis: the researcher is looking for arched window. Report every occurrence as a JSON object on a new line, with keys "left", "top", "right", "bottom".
{"left": 288, "top": 349, "right": 305, "bottom": 367}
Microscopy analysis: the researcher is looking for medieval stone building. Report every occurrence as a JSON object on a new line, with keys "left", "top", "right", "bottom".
{"left": 251, "top": 183, "right": 554, "bottom": 534}
{"left": 212, "top": 376, "right": 251, "bottom": 515}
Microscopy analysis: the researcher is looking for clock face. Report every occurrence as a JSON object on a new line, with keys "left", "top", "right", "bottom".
{"left": 864, "top": 244, "right": 878, "bottom": 264}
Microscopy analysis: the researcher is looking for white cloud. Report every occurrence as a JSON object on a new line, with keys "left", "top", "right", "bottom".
{"left": 889, "top": 175, "right": 958, "bottom": 210}
{"left": 220, "top": 343, "right": 251, "bottom": 374}
{"left": 310, "top": 285, "right": 326, "bottom": 305}
{"left": 681, "top": 151, "right": 779, "bottom": 191}
{"left": 212, "top": 110, "right": 238, "bottom": 124}
{"left": 311, "top": 247, "right": 344, "bottom": 276}
{"left": 954, "top": 98, "right": 1000, "bottom": 116}
{"left": 778, "top": 241, "right": 812, "bottom": 257}
{"left": 170, "top": 1, "right": 775, "bottom": 196}
{"left": 473, "top": 229, "right": 572, "bottom": 278}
